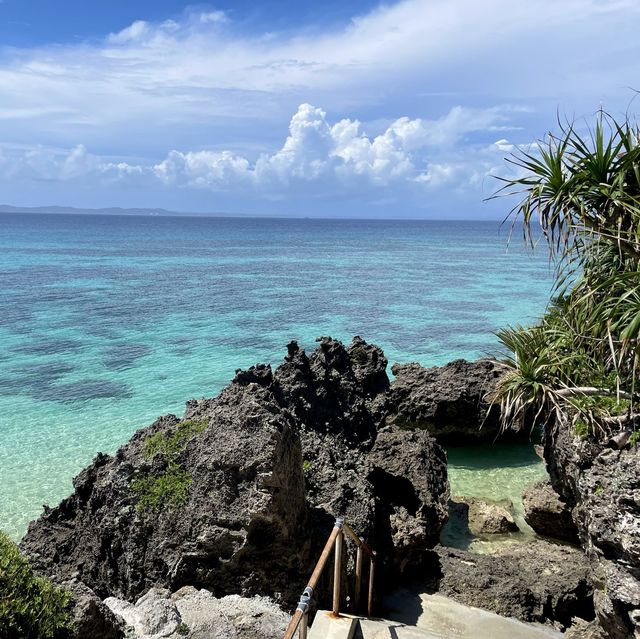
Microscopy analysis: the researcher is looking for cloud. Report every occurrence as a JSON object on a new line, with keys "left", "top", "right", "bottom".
{"left": 0, "top": 0, "right": 637, "bottom": 213}
{"left": 0, "top": 0, "right": 637, "bottom": 150}
{"left": 107, "top": 20, "right": 151, "bottom": 44}
{"left": 0, "top": 103, "right": 516, "bottom": 203}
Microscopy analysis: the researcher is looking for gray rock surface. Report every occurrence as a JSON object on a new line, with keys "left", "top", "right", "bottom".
{"left": 104, "top": 586, "right": 289, "bottom": 639}
{"left": 21, "top": 337, "right": 449, "bottom": 608}
{"left": 430, "top": 541, "right": 595, "bottom": 630}
{"left": 386, "top": 359, "right": 507, "bottom": 443}
{"left": 450, "top": 496, "right": 519, "bottom": 535}
{"left": 522, "top": 480, "right": 579, "bottom": 544}
{"left": 367, "top": 430, "right": 449, "bottom": 573}
{"left": 65, "top": 580, "right": 125, "bottom": 639}
{"left": 22, "top": 383, "right": 308, "bottom": 603}
{"left": 544, "top": 421, "right": 640, "bottom": 638}
{"left": 564, "top": 617, "right": 609, "bottom": 639}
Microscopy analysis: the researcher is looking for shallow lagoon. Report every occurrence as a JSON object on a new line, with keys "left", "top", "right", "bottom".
{"left": 0, "top": 213, "right": 553, "bottom": 539}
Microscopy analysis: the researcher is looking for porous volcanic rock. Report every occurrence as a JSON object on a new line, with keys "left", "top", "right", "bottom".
{"left": 522, "top": 480, "right": 579, "bottom": 544}
{"left": 543, "top": 421, "right": 640, "bottom": 638}
{"left": 564, "top": 617, "right": 609, "bottom": 639}
{"left": 21, "top": 337, "right": 450, "bottom": 609}
{"left": 21, "top": 383, "right": 308, "bottom": 603}
{"left": 385, "top": 359, "right": 506, "bottom": 443}
{"left": 367, "top": 429, "right": 449, "bottom": 573}
{"left": 430, "top": 542, "right": 595, "bottom": 630}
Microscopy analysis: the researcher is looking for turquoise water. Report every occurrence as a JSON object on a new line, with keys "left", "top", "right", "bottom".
{"left": 0, "top": 213, "right": 553, "bottom": 540}
{"left": 442, "top": 444, "right": 549, "bottom": 552}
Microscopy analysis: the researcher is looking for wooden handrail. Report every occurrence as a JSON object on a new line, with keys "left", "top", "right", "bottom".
{"left": 282, "top": 517, "right": 376, "bottom": 639}
{"left": 343, "top": 522, "right": 374, "bottom": 558}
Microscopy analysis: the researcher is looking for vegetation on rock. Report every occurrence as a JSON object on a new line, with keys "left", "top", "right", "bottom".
{"left": 0, "top": 530, "right": 72, "bottom": 639}
{"left": 492, "top": 111, "right": 640, "bottom": 439}
{"left": 131, "top": 418, "right": 209, "bottom": 511}
{"left": 131, "top": 463, "right": 193, "bottom": 511}
{"left": 142, "top": 418, "right": 209, "bottom": 459}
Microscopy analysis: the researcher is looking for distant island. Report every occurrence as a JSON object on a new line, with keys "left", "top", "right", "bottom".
{"left": 0, "top": 204, "right": 227, "bottom": 217}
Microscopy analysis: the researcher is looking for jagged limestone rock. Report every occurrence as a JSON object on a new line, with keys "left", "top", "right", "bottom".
{"left": 21, "top": 337, "right": 450, "bottom": 608}
{"left": 386, "top": 359, "right": 507, "bottom": 443}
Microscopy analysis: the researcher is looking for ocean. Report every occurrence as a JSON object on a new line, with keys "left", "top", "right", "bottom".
{"left": 0, "top": 213, "right": 553, "bottom": 539}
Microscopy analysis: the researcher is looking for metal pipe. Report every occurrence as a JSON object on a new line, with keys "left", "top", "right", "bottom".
{"left": 332, "top": 529, "right": 343, "bottom": 616}
{"left": 299, "top": 612, "right": 308, "bottom": 639}
{"left": 367, "top": 551, "right": 376, "bottom": 618}
{"left": 354, "top": 544, "right": 363, "bottom": 611}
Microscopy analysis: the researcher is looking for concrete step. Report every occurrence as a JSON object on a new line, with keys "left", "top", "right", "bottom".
{"left": 306, "top": 595, "right": 564, "bottom": 639}
{"left": 308, "top": 611, "right": 359, "bottom": 639}
{"left": 383, "top": 592, "right": 563, "bottom": 639}
{"left": 356, "top": 617, "right": 441, "bottom": 638}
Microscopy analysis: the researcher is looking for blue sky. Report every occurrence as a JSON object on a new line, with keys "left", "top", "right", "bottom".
{"left": 0, "top": 0, "right": 638, "bottom": 218}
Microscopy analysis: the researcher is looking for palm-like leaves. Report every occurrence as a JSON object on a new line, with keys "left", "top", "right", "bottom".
{"left": 492, "top": 112, "right": 640, "bottom": 438}
{"left": 495, "top": 113, "right": 640, "bottom": 261}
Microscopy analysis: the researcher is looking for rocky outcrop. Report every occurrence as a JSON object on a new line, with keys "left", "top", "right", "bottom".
{"left": 104, "top": 586, "right": 289, "bottom": 639}
{"left": 564, "top": 617, "right": 609, "bottom": 639}
{"left": 64, "top": 580, "right": 125, "bottom": 639}
{"left": 385, "top": 359, "right": 506, "bottom": 443}
{"left": 367, "top": 430, "right": 448, "bottom": 573}
{"left": 429, "top": 541, "right": 595, "bottom": 630}
{"left": 21, "top": 385, "right": 308, "bottom": 603}
{"left": 544, "top": 421, "right": 640, "bottom": 638}
{"left": 522, "top": 480, "right": 579, "bottom": 544}
{"left": 21, "top": 337, "right": 449, "bottom": 610}
{"left": 449, "top": 496, "right": 519, "bottom": 536}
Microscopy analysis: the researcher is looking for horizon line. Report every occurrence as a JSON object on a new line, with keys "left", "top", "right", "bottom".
{"left": 0, "top": 203, "right": 509, "bottom": 223}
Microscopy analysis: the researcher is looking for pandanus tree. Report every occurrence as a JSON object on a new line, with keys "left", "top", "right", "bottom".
{"left": 491, "top": 111, "right": 640, "bottom": 438}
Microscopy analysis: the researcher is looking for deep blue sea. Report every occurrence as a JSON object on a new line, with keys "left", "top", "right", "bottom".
{"left": 0, "top": 213, "right": 553, "bottom": 540}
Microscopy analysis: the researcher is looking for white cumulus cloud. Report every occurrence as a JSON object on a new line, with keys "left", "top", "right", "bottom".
{"left": 0, "top": 103, "right": 518, "bottom": 206}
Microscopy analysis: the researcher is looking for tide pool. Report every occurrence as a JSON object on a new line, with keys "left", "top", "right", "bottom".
{"left": 0, "top": 213, "right": 553, "bottom": 539}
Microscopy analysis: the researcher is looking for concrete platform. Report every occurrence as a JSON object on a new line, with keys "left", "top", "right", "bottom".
{"left": 307, "top": 594, "right": 563, "bottom": 639}
{"left": 383, "top": 592, "right": 563, "bottom": 638}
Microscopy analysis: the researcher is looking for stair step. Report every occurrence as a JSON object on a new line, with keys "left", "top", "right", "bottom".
{"left": 357, "top": 618, "right": 440, "bottom": 638}
{"left": 305, "top": 596, "right": 564, "bottom": 639}
{"left": 383, "top": 593, "right": 563, "bottom": 639}
{"left": 308, "top": 611, "right": 359, "bottom": 639}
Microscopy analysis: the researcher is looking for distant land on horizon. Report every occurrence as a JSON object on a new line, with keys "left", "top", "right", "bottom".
{"left": 0, "top": 204, "right": 219, "bottom": 218}
{"left": 0, "top": 204, "right": 505, "bottom": 222}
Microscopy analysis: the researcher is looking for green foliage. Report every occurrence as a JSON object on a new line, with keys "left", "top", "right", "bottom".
{"left": 0, "top": 530, "right": 73, "bottom": 639}
{"left": 630, "top": 430, "right": 640, "bottom": 446}
{"left": 143, "top": 419, "right": 208, "bottom": 459}
{"left": 491, "top": 110, "right": 640, "bottom": 439}
{"left": 574, "top": 420, "right": 589, "bottom": 440}
{"left": 176, "top": 622, "right": 190, "bottom": 636}
{"left": 131, "top": 463, "right": 192, "bottom": 512}
{"left": 132, "top": 418, "right": 209, "bottom": 512}
{"left": 495, "top": 111, "right": 640, "bottom": 262}
{"left": 302, "top": 460, "right": 312, "bottom": 473}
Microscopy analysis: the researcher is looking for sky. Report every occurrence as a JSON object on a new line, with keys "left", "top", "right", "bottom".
{"left": 0, "top": 0, "right": 638, "bottom": 218}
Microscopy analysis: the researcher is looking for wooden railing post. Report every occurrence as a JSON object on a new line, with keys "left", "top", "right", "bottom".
{"left": 332, "top": 517, "right": 344, "bottom": 616}
{"left": 283, "top": 517, "right": 376, "bottom": 639}
{"left": 299, "top": 611, "right": 308, "bottom": 639}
